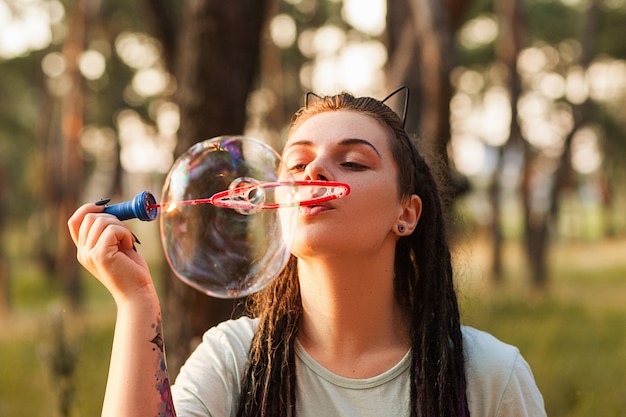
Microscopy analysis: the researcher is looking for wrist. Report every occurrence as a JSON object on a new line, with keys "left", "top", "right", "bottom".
{"left": 114, "top": 283, "right": 160, "bottom": 313}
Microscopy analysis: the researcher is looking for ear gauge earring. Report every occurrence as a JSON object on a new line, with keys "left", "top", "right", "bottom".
{"left": 397, "top": 224, "right": 406, "bottom": 234}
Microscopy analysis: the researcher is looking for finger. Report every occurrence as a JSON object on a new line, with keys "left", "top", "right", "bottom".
{"left": 68, "top": 203, "right": 105, "bottom": 246}
{"left": 82, "top": 214, "right": 112, "bottom": 250}
{"left": 105, "top": 222, "right": 136, "bottom": 253}
{"left": 78, "top": 212, "right": 102, "bottom": 250}
{"left": 77, "top": 219, "right": 134, "bottom": 271}
{"left": 82, "top": 214, "right": 132, "bottom": 253}
{"left": 76, "top": 214, "right": 104, "bottom": 268}
{"left": 90, "top": 218, "right": 134, "bottom": 252}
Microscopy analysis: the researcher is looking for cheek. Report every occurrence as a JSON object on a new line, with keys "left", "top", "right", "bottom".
{"left": 335, "top": 195, "right": 402, "bottom": 244}
{"left": 348, "top": 178, "right": 402, "bottom": 217}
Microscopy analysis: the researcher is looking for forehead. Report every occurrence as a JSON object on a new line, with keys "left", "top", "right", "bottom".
{"left": 286, "top": 110, "right": 393, "bottom": 149}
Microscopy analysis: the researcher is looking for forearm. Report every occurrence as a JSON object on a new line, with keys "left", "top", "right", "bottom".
{"left": 102, "top": 289, "right": 176, "bottom": 417}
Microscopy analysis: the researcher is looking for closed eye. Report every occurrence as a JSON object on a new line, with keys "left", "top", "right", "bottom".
{"left": 341, "top": 161, "right": 368, "bottom": 170}
{"left": 288, "top": 163, "right": 308, "bottom": 172}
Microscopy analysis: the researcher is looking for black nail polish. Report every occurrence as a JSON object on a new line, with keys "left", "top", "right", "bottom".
{"left": 131, "top": 232, "right": 141, "bottom": 245}
{"left": 95, "top": 198, "right": 111, "bottom": 206}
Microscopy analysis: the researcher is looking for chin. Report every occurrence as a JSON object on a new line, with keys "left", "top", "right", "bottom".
{"left": 290, "top": 234, "right": 346, "bottom": 259}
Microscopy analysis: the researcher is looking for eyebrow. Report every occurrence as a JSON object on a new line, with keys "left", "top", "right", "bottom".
{"left": 284, "top": 138, "right": 382, "bottom": 158}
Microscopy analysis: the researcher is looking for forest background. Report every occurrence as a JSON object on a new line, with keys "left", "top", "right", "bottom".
{"left": 1, "top": 0, "right": 626, "bottom": 416}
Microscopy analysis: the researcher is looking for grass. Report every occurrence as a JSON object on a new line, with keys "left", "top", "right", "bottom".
{"left": 463, "top": 298, "right": 626, "bottom": 416}
{"left": 0, "top": 311, "right": 114, "bottom": 417}
{"left": 456, "top": 236, "right": 626, "bottom": 417}
{"left": 0, "top": 265, "right": 115, "bottom": 417}
{"left": 2, "top": 236, "right": 626, "bottom": 416}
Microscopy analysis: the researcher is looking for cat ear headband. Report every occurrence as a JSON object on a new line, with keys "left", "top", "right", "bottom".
{"left": 304, "top": 86, "right": 410, "bottom": 128}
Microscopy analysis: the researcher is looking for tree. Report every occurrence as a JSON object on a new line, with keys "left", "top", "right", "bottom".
{"left": 142, "top": 0, "right": 273, "bottom": 375}
{"left": 448, "top": 0, "right": 626, "bottom": 290}
{"left": 57, "top": 0, "right": 88, "bottom": 309}
{"left": 37, "top": 0, "right": 91, "bottom": 310}
{"left": 386, "top": 0, "right": 472, "bottom": 218}
{"left": 490, "top": 0, "right": 526, "bottom": 283}
{"left": 527, "top": 0, "right": 600, "bottom": 289}
{"left": 0, "top": 162, "right": 8, "bottom": 317}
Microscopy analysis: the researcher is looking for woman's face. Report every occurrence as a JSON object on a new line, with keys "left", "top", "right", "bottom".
{"left": 282, "top": 110, "right": 406, "bottom": 259}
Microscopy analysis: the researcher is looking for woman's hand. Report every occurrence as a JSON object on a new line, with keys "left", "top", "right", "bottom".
{"left": 69, "top": 204, "right": 175, "bottom": 417}
{"left": 68, "top": 203, "right": 155, "bottom": 304}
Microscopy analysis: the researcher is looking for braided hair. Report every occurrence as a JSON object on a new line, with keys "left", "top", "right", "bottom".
{"left": 236, "top": 92, "right": 469, "bottom": 417}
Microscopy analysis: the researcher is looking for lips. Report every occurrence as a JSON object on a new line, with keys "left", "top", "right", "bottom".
{"left": 298, "top": 203, "right": 332, "bottom": 216}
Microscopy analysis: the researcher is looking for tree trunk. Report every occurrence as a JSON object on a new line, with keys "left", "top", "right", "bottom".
{"left": 524, "top": 0, "right": 598, "bottom": 289}
{"left": 386, "top": 0, "right": 471, "bottom": 218}
{"left": 491, "top": 0, "right": 526, "bottom": 284}
{"left": 525, "top": 212, "right": 550, "bottom": 289}
{"left": 162, "top": 0, "right": 271, "bottom": 377}
{"left": 57, "top": 0, "right": 87, "bottom": 310}
{"left": 0, "top": 163, "right": 8, "bottom": 317}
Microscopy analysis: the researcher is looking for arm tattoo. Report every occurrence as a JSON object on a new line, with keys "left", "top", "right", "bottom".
{"left": 151, "top": 333, "right": 164, "bottom": 352}
{"left": 152, "top": 319, "right": 177, "bottom": 417}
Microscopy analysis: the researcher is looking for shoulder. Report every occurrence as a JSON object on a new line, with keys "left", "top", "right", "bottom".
{"left": 462, "top": 326, "right": 546, "bottom": 417}
{"left": 172, "top": 317, "right": 259, "bottom": 417}
{"left": 192, "top": 315, "right": 259, "bottom": 371}
{"left": 462, "top": 326, "right": 519, "bottom": 373}
{"left": 192, "top": 316, "right": 258, "bottom": 370}
{"left": 206, "top": 315, "right": 259, "bottom": 349}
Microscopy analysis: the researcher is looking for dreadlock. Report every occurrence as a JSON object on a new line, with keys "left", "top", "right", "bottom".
{"left": 236, "top": 91, "right": 469, "bottom": 417}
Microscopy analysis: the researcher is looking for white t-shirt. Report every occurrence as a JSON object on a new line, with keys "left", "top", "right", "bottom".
{"left": 172, "top": 317, "right": 546, "bottom": 417}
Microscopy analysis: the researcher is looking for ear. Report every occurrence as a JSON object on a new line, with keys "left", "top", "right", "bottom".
{"left": 395, "top": 194, "right": 422, "bottom": 236}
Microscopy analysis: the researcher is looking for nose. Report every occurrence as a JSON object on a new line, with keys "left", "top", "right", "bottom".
{"left": 303, "top": 158, "right": 330, "bottom": 181}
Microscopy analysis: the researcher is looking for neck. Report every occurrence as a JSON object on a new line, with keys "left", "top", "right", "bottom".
{"left": 296, "top": 251, "right": 410, "bottom": 377}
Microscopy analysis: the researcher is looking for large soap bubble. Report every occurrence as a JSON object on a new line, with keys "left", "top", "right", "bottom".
{"left": 159, "top": 136, "right": 298, "bottom": 298}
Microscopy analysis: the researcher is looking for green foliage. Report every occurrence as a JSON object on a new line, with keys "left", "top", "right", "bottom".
{"left": 0, "top": 53, "right": 44, "bottom": 221}
{"left": 594, "top": 4, "right": 626, "bottom": 57}
{"left": 526, "top": 1, "right": 584, "bottom": 44}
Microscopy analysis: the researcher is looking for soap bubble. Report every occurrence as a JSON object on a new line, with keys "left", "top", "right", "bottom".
{"left": 159, "top": 136, "right": 298, "bottom": 298}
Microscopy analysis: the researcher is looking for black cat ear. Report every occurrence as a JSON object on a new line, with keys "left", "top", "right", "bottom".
{"left": 305, "top": 91, "right": 322, "bottom": 107}
{"left": 381, "top": 86, "right": 409, "bottom": 128}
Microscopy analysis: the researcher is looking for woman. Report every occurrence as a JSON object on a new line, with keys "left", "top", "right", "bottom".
{"left": 68, "top": 91, "right": 546, "bottom": 417}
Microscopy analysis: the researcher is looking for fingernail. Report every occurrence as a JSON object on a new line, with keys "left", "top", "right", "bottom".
{"left": 131, "top": 232, "right": 141, "bottom": 245}
{"left": 95, "top": 198, "right": 111, "bottom": 206}
{"left": 132, "top": 243, "right": 137, "bottom": 252}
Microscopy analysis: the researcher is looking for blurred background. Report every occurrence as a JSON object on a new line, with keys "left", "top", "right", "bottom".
{"left": 1, "top": 0, "right": 626, "bottom": 415}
